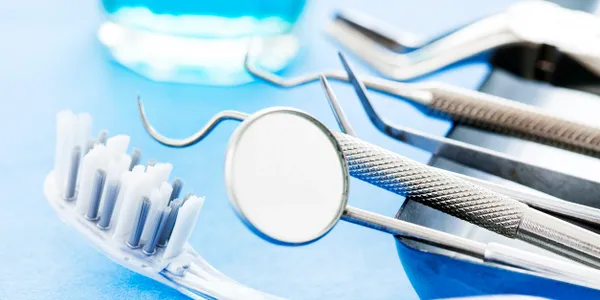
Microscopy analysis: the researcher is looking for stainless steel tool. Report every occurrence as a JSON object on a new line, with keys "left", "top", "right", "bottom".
{"left": 245, "top": 40, "right": 600, "bottom": 160}
{"left": 326, "top": 1, "right": 600, "bottom": 81}
{"left": 243, "top": 48, "right": 600, "bottom": 228}
{"left": 137, "top": 87, "right": 600, "bottom": 287}
{"left": 138, "top": 70, "right": 600, "bottom": 273}
{"left": 336, "top": 53, "right": 600, "bottom": 230}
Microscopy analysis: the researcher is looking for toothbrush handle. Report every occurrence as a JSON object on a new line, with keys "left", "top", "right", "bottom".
{"left": 427, "top": 86, "right": 600, "bottom": 158}
{"left": 333, "top": 132, "right": 600, "bottom": 267}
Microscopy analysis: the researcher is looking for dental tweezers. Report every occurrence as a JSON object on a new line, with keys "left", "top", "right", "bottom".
{"left": 244, "top": 51, "right": 600, "bottom": 227}
{"left": 326, "top": 1, "right": 600, "bottom": 80}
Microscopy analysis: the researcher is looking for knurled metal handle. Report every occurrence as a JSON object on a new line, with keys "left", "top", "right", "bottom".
{"left": 428, "top": 86, "right": 600, "bottom": 157}
{"left": 517, "top": 209, "right": 600, "bottom": 268}
{"left": 333, "top": 132, "right": 527, "bottom": 238}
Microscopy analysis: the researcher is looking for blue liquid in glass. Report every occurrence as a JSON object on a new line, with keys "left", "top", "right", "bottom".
{"left": 99, "top": 0, "right": 308, "bottom": 85}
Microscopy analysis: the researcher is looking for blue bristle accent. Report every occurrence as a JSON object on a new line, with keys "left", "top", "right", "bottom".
{"left": 127, "top": 197, "right": 151, "bottom": 249}
{"left": 157, "top": 199, "right": 183, "bottom": 247}
{"left": 183, "top": 193, "right": 194, "bottom": 202}
{"left": 96, "top": 130, "right": 108, "bottom": 145}
{"left": 97, "top": 182, "right": 121, "bottom": 230}
{"left": 146, "top": 159, "right": 156, "bottom": 169}
{"left": 85, "top": 169, "right": 106, "bottom": 221}
{"left": 169, "top": 178, "right": 183, "bottom": 202}
{"left": 85, "top": 139, "right": 95, "bottom": 155}
{"left": 143, "top": 207, "right": 172, "bottom": 256}
{"left": 129, "top": 148, "right": 141, "bottom": 171}
{"left": 64, "top": 146, "right": 81, "bottom": 201}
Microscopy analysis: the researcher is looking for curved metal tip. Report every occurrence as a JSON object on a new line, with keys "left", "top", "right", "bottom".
{"left": 137, "top": 95, "right": 248, "bottom": 148}
{"left": 318, "top": 73, "right": 356, "bottom": 136}
{"left": 243, "top": 37, "right": 353, "bottom": 87}
{"left": 337, "top": 52, "right": 387, "bottom": 131}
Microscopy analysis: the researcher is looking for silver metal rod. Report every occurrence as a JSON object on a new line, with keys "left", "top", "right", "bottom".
{"left": 342, "top": 206, "right": 600, "bottom": 284}
{"left": 518, "top": 209, "right": 600, "bottom": 268}
{"left": 319, "top": 74, "right": 356, "bottom": 136}
{"left": 342, "top": 206, "right": 486, "bottom": 258}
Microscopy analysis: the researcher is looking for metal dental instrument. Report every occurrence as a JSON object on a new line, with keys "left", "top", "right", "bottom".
{"left": 337, "top": 54, "right": 600, "bottom": 229}
{"left": 138, "top": 90, "right": 600, "bottom": 286}
{"left": 245, "top": 41, "right": 600, "bottom": 161}
{"left": 326, "top": 1, "right": 600, "bottom": 81}
{"left": 139, "top": 85, "right": 600, "bottom": 270}
{"left": 244, "top": 49, "right": 600, "bottom": 226}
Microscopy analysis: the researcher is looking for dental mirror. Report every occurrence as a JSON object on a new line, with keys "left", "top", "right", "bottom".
{"left": 225, "top": 108, "right": 349, "bottom": 245}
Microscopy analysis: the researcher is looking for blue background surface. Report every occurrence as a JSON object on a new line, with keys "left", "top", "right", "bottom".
{"left": 0, "top": 0, "right": 517, "bottom": 298}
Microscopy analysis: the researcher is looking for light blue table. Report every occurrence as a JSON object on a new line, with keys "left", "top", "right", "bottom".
{"left": 0, "top": 0, "right": 517, "bottom": 298}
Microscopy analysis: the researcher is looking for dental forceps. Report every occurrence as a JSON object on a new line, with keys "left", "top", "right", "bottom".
{"left": 326, "top": 1, "right": 600, "bottom": 81}
{"left": 137, "top": 55, "right": 600, "bottom": 270}
{"left": 244, "top": 50, "right": 600, "bottom": 227}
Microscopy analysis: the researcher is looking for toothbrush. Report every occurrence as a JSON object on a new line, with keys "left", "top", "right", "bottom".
{"left": 44, "top": 110, "right": 283, "bottom": 300}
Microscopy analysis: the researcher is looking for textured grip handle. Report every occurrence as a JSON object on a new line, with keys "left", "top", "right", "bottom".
{"left": 428, "top": 87, "right": 600, "bottom": 157}
{"left": 516, "top": 209, "right": 600, "bottom": 268}
{"left": 333, "top": 132, "right": 527, "bottom": 237}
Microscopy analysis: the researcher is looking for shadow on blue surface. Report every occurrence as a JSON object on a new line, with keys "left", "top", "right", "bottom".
{"left": 396, "top": 240, "right": 600, "bottom": 300}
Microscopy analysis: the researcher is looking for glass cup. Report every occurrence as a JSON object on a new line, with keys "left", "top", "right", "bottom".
{"left": 98, "top": 0, "right": 309, "bottom": 85}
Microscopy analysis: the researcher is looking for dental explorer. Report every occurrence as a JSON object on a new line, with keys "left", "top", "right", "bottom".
{"left": 247, "top": 41, "right": 600, "bottom": 160}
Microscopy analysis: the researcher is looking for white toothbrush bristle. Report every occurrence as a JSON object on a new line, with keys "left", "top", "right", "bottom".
{"left": 76, "top": 113, "right": 92, "bottom": 159}
{"left": 110, "top": 170, "right": 134, "bottom": 230}
{"left": 76, "top": 145, "right": 111, "bottom": 215}
{"left": 132, "top": 165, "right": 145, "bottom": 173}
{"left": 141, "top": 187, "right": 167, "bottom": 243}
{"left": 53, "top": 111, "right": 207, "bottom": 264}
{"left": 75, "top": 146, "right": 100, "bottom": 214}
{"left": 54, "top": 110, "right": 77, "bottom": 190}
{"left": 114, "top": 172, "right": 149, "bottom": 238}
{"left": 159, "top": 182, "right": 173, "bottom": 207}
{"left": 106, "top": 135, "right": 130, "bottom": 158}
{"left": 98, "top": 154, "right": 132, "bottom": 215}
{"left": 149, "top": 163, "right": 173, "bottom": 187}
{"left": 163, "top": 196, "right": 205, "bottom": 259}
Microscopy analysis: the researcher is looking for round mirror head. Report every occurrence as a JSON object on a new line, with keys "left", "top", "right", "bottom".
{"left": 225, "top": 108, "right": 349, "bottom": 245}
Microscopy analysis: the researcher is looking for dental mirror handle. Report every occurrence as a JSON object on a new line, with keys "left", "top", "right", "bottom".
{"left": 419, "top": 85, "right": 600, "bottom": 158}
{"left": 343, "top": 206, "right": 600, "bottom": 285}
{"left": 334, "top": 131, "right": 600, "bottom": 268}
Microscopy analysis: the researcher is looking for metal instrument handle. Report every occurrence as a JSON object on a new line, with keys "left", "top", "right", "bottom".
{"left": 484, "top": 242, "right": 600, "bottom": 288}
{"left": 334, "top": 132, "right": 600, "bottom": 268}
{"left": 427, "top": 86, "right": 600, "bottom": 157}
{"left": 333, "top": 131, "right": 527, "bottom": 237}
{"left": 517, "top": 209, "right": 600, "bottom": 268}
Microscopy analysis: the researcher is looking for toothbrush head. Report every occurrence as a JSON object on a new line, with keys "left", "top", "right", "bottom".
{"left": 44, "top": 110, "right": 281, "bottom": 300}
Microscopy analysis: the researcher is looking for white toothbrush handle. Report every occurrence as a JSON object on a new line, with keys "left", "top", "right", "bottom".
{"left": 165, "top": 268, "right": 285, "bottom": 300}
